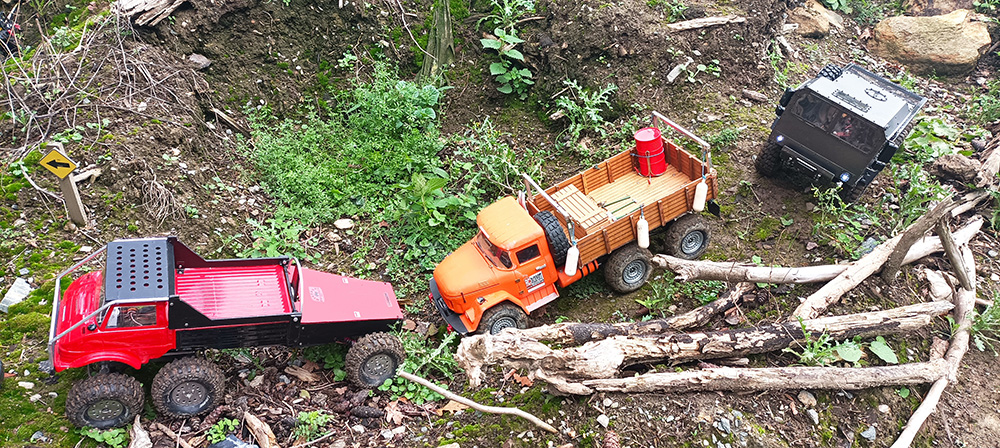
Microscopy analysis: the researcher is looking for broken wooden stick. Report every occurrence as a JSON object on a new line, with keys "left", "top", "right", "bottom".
{"left": 457, "top": 301, "right": 952, "bottom": 394}
{"left": 396, "top": 370, "right": 557, "bottom": 433}
{"left": 889, "top": 245, "right": 976, "bottom": 448}
{"left": 666, "top": 15, "right": 746, "bottom": 31}
{"left": 244, "top": 412, "right": 280, "bottom": 448}
{"left": 651, "top": 216, "right": 982, "bottom": 284}
{"left": 153, "top": 422, "right": 195, "bottom": 448}
{"left": 581, "top": 359, "right": 948, "bottom": 393}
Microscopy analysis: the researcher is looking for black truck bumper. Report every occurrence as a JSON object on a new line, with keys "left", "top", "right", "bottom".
{"left": 430, "top": 279, "right": 470, "bottom": 335}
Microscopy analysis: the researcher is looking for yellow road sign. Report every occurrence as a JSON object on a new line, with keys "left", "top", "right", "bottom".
{"left": 39, "top": 148, "right": 77, "bottom": 179}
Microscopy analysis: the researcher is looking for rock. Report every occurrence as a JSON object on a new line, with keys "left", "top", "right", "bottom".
{"left": 991, "top": 273, "right": 999, "bottom": 282}
{"left": 17, "top": 381, "right": 34, "bottom": 389}
{"left": 742, "top": 89, "right": 768, "bottom": 103}
{"left": 870, "top": 10, "right": 990, "bottom": 77}
{"left": 929, "top": 154, "right": 980, "bottom": 182}
{"left": 380, "top": 429, "right": 394, "bottom": 440}
{"left": 903, "top": 0, "right": 974, "bottom": 16}
{"left": 17, "top": 267, "right": 29, "bottom": 276}
{"left": 806, "top": 409, "right": 820, "bottom": 425}
{"left": 788, "top": 0, "right": 843, "bottom": 37}
{"left": 334, "top": 218, "right": 354, "bottom": 230}
{"left": 878, "top": 404, "right": 890, "bottom": 413}
{"left": 29, "top": 394, "right": 42, "bottom": 402}
{"left": 189, "top": 53, "right": 212, "bottom": 69}
{"left": 797, "top": 391, "right": 817, "bottom": 408}
{"left": 278, "top": 375, "right": 291, "bottom": 384}
{"left": 989, "top": 250, "right": 999, "bottom": 258}
{"left": 805, "top": 241, "right": 819, "bottom": 251}
{"left": 30, "top": 431, "right": 50, "bottom": 443}
{"left": 860, "top": 425, "right": 877, "bottom": 441}
{"left": 597, "top": 414, "right": 610, "bottom": 428}
{"left": 402, "top": 319, "right": 417, "bottom": 331}
{"left": 602, "top": 398, "right": 613, "bottom": 407}
{"left": 351, "top": 424, "right": 366, "bottom": 434}
{"left": 1, "top": 277, "right": 33, "bottom": 313}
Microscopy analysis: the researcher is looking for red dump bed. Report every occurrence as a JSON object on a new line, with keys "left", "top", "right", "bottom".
{"left": 298, "top": 267, "right": 402, "bottom": 324}
{"left": 174, "top": 265, "right": 293, "bottom": 320}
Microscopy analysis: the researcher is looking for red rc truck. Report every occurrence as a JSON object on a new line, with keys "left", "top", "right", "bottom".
{"left": 47, "top": 237, "right": 404, "bottom": 428}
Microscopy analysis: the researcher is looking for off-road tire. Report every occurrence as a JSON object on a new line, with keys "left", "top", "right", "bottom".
{"left": 66, "top": 373, "right": 143, "bottom": 428}
{"left": 664, "top": 214, "right": 711, "bottom": 260}
{"left": 534, "top": 211, "right": 571, "bottom": 267}
{"left": 755, "top": 142, "right": 782, "bottom": 177}
{"left": 818, "top": 64, "right": 843, "bottom": 80}
{"left": 603, "top": 244, "right": 653, "bottom": 294}
{"left": 151, "top": 357, "right": 225, "bottom": 418}
{"left": 478, "top": 302, "right": 529, "bottom": 335}
{"left": 890, "top": 120, "right": 917, "bottom": 148}
{"left": 346, "top": 332, "right": 405, "bottom": 388}
{"left": 839, "top": 183, "right": 868, "bottom": 203}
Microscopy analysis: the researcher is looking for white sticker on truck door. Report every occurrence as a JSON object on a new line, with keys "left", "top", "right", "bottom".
{"left": 526, "top": 272, "right": 545, "bottom": 291}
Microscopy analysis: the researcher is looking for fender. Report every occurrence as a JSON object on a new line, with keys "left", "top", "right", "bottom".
{"left": 66, "top": 351, "right": 146, "bottom": 370}
{"left": 463, "top": 290, "right": 524, "bottom": 332}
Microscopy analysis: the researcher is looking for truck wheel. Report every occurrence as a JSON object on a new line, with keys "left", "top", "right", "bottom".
{"left": 664, "top": 214, "right": 711, "bottom": 260}
{"left": 604, "top": 244, "right": 653, "bottom": 294}
{"left": 151, "top": 357, "right": 225, "bottom": 418}
{"left": 66, "top": 373, "right": 143, "bottom": 428}
{"left": 534, "top": 211, "right": 570, "bottom": 267}
{"left": 839, "top": 183, "right": 868, "bottom": 203}
{"left": 755, "top": 142, "right": 782, "bottom": 177}
{"left": 818, "top": 64, "right": 842, "bottom": 80}
{"left": 478, "top": 302, "right": 528, "bottom": 335}
{"left": 346, "top": 332, "right": 405, "bottom": 388}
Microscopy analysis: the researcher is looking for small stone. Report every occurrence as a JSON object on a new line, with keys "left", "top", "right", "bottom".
{"left": 988, "top": 249, "right": 998, "bottom": 258}
{"left": 351, "top": 424, "right": 366, "bottom": 434}
{"left": 391, "top": 426, "right": 405, "bottom": 435}
{"left": 334, "top": 218, "right": 354, "bottom": 230}
{"left": 860, "top": 426, "right": 876, "bottom": 441}
{"left": 79, "top": 246, "right": 93, "bottom": 253}
{"left": 29, "top": 394, "right": 42, "bottom": 402}
{"left": 991, "top": 273, "right": 999, "bottom": 282}
{"left": 741, "top": 89, "right": 768, "bottom": 103}
{"left": 18, "top": 268, "right": 29, "bottom": 276}
{"left": 30, "top": 431, "right": 49, "bottom": 443}
{"left": 248, "top": 375, "right": 265, "bottom": 388}
{"left": 380, "top": 429, "right": 393, "bottom": 440}
{"left": 17, "top": 381, "right": 34, "bottom": 389}
{"left": 278, "top": 375, "right": 291, "bottom": 384}
{"left": 188, "top": 53, "right": 212, "bottom": 69}
{"left": 797, "top": 391, "right": 817, "bottom": 407}
{"left": 805, "top": 241, "right": 819, "bottom": 251}
{"left": 878, "top": 404, "right": 890, "bottom": 413}
{"left": 717, "top": 417, "right": 732, "bottom": 434}
{"left": 807, "top": 409, "right": 819, "bottom": 425}
{"left": 602, "top": 398, "right": 613, "bottom": 407}
{"left": 597, "top": 414, "right": 610, "bottom": 428}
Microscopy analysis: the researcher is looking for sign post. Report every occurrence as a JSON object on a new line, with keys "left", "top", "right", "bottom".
{"left": 39, "top": 143, "right": 87, "bottom": 226}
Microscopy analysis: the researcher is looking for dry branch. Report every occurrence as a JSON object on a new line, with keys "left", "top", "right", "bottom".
{"left": 114, "top": 0, "right": 186, "bottom": 26}
{"left": 581, "top": 359, "right": 948, "bottom": 393}
{"left": 890, "top": 245, "right": 976, "bottom": 448}
{"left": 651, "top": 216, "right": 982, "bottom": 284}
{"left": 666, "top": 15, "right": 746, "bottom": 31}
{"left": 396, "top": 371, "right": 556, "bottom": 433}
{"left": 881, "top": 197, "right": 956, "bottom": 282}
{"left": 457, "top": 302, "right": 952, "bottom": 394}
{"left": 153, "top": 422, "right": 194, "bottom": 448}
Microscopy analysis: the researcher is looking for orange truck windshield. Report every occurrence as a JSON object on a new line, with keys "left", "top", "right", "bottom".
{"left": 474, "top": 232, "right": 513, "bottom": 269}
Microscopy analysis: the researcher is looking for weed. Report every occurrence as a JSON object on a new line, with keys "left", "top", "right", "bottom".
{"left": 302, "top": 344, "right": 348, "bottom": 381}
{"left": 884, "top": 163, "right": 948, "bottom": 231}
{"left": 648, "top": 0, "right": 688, "bottom": 22}
{"left": 79, "top": 427, "right": 128, "bottom": 448}
{"left": 293, "top": 411, "right": 333, "bottom": 440}
{"left": 810, "top": 186, "right": 879, "bottom": 259}
{"left": 477, "top": 0, "right": 536, "bottom": 32}
{"left": 554, "top": 79, "right": 617, "bottom": 151}
{"left": 974, "top": 0, "right": 999, "bottom": 13}
{"left": 207, "top": 418, "right": 240, "bottom": 444}
{"left": 637, "top": 272, "right": 725, "bottom": 315}
{"left": 453, "top": 117, "right": 544, "bottom": 195}
{"left": 971, "top": 299, "right": 1000, "bottom": 355}
{"left": 783, "top": 319, "right": 844, "bottom": 366}
{"left": 683, "top": 60, "right": 721, "bottom": 84}
{"left": 707, "top": 127, "right": 742, "bottom": 149}
{"left": 894, "top": 116, "right": 960, "bottom": 163}
{"left": 379, "top": 330, "right": 460, "bottom": 404}
{"left": 239, "top": 218, "right": 317, "bottom": 263}
{"left": 820, "top": 0, "right": 853, "bottom": 13}
{"left": 846, "top": 0, "right": 885, "bottom": 26}
{"left": 968, "top": 80, "right": 1000, "bottom": 124}
{"left": 337, "top": 51, "right": 358, "bottom": 69}
{"left": 482, "top": 28, "right": 534, "bottom": 98}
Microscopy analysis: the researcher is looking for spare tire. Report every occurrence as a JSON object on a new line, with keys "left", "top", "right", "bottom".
{"left": 534, "top": 211, "right": 570, "bottom": 267}
{"left": 818, "top": 64, "right": 843, "bottom": 80}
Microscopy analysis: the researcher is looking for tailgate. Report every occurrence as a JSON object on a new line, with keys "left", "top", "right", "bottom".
{"left": 298, "top": 268, "right": 402, "bottom": 324}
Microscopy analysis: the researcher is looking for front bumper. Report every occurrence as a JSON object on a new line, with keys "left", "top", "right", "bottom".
{"left": 430, "top": 279, "right": 470, "bottom": 335}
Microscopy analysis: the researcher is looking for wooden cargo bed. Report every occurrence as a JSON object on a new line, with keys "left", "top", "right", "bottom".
{"left": 529, "top": 137, "right": 717, "bottom": 266}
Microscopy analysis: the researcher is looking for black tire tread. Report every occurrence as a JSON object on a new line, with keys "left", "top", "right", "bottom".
{"left": 603, "top": 244, "right": 653, "bottom": 294}
{"left": 66, "top": 373, "right": 143, "bottom": 428}
{"left": 755, "top": 142, "right": 782, "bottom": 177}
{"left": 346, "top": 332, "right": 404, "bottom": 388}
{"left": 534, "top": 211, "right": 571, "bottom": 267}
{"left": 664, "top": 214, "right": 711, "bottom": 260}
{"left": 818, "top": 64, "right": 843, "bottom": 80}
{"left": 839, "top": 183, "right": 868, "bottom": 203}
{"left": 478, "top": 302, "right": 529, "bottom": 335}
{"left": 151, "top": 357, "right": 225, "bottom": 419}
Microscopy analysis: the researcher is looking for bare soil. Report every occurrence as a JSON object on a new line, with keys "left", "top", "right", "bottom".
{"left": 2, "top": 0, "right": 999, "bottom": 446}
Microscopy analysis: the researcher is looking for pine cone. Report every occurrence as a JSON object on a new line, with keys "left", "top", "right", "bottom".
{"left": 604, "top": 430, "right": 621, "bottom": 448}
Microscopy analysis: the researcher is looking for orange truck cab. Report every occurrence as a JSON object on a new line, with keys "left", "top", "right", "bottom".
{"left": 432, "top": 112, "right": 719, "bottom": 335}
{"left": 430, "top": 196, "right": 597, "bottom": 335}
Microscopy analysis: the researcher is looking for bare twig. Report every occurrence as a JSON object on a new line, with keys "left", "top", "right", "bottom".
{"left": 153, "top": 422, "right": 195, "bottom": 448}
{"left": 396, "top": 370, "right": 557, "bottom": 433}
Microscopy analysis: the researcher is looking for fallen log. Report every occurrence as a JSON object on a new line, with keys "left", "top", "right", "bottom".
{"left": 114, "top": 0, "right": 185, "bottom": 26}
{"left": 514, "top": 282, "right": 754, "bottom": 345}
{"left": 457, "top": 301, "right": 952, "bottom": 394}
{"left": 581, "top": 359, "right": 948, "bottom": 393}
{"left": 651, "top": 216, "right": 983, "bottom": 284}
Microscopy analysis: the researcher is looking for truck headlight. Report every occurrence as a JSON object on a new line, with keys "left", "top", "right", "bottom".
{"left": 840, "top": 172, "right": 851, "bottom": 182}
{"left": 775, "top": 135, "right": 784, "bottom": 143}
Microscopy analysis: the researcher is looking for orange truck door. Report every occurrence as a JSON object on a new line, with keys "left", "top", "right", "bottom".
{"left": 513, "top": 243, "right": 558, "bottom": 312}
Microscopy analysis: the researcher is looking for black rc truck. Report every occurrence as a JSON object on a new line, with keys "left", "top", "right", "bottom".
{"left": 756, "top": 63, "right": 927, "bottom": 202}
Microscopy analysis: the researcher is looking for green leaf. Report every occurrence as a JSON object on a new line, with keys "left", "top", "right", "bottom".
{"left": 497, "top": 84, "right": 513, "bottom": 94}
{"left": 424, "top": 177, "right": 447, "bottom": 192}
{"left": 480, "top": 38, "right": 502, "bottom": 50}
{"left": 518, "top": 68, "right": 533, "bottom": 77}
{"left": 869, "top": 336, "right": 899, "bottom": 364}
{"left": 833, "top": 341, "right": 864, "bottom": 363}
{"left": 898, "top": 387, "right": 910, "bottom": 398}
{"left": 780, "top": 216, "right": 793, "bottom": 226}
{"left": 504, "top": 49, "right": 525, "bottom": 61}
{"left": 504, "top": 33, "right": 525, "bottom": 44}
{"left": 489, "top": 62, "right": 507, "bottom": 75}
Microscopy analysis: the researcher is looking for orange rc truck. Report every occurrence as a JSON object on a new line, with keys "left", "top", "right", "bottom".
{"left": 431, "top": 112, "right": 719, "bottom": 335}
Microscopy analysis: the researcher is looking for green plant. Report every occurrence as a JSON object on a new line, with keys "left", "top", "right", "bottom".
{"left": 80, "top": 427, "right": 128, "bottom": 448}
{"left": 648, "top": 0, "right": 688, "bottom": 22}
{"left": 303, "top": 344, "right": 348, "bottom": 381}
{"left": 869, "top": 336, "right": 899, "bottom": 364}
{"left": 239, "top": 217, "right": 317, "bottom": 263}
{"left": 968, "top": 80, "right": 1000, "bottom": 124}
{"left": 989, "top": 188, "right": 1000, "bottom": 230}
{"left": 811, "top": 186, "right": 880, "bottom": 259}
{"left": 973, "top": 0, "right": 999, "bottom": 13}
{"left": 894, "top": 116, "right": 960, "bottom": 164}
{"left": 897, "top": 387, "right": 911, "bottom": 398}
{"left": 970, "top": 299, "right": 1000, "bottom": 355}
{"left": 293, "top": 411, "right": 333, "bottom": 440}
{"left": 477, "top": 0, "right": 535, "bottom": 31}
{"left": 846, "top": 0, "right": 885, "bottom": 26}
{"left": 884, "top": 163, "right": 948, "bottom": 231}
{"left": 821, "top": 0, "right": 853, "bottom": 13}
{"left": 51, "top": 26, "right": 78, "bottom": 51}
{"left": 482, "top": 28, "right": 534, "bottom": 98}
{"left": 337, "top": 51, "right": 358, "bottom": 69}
{"left": 207, "top": 418, "right": 240, "bottom": 444}
{"left": 682, "top": 60, "right": 721, "bottom": 83}
{"left": 707, "top": 127, "right": 742, "bottom": 149}
{"left": 184, "top": 204, "right": 201, "bottom": 219}
{"left": 453, "top": 117, "right": 544, "bottom": 195}
{"left": 636, "top": 272, "right": 726, "bottom": 314}
{"left": 379, "top": 330, "right": 460, "bottom": 404}
{"left": 554, "top": 79, "right": 617, "bottom": 149}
